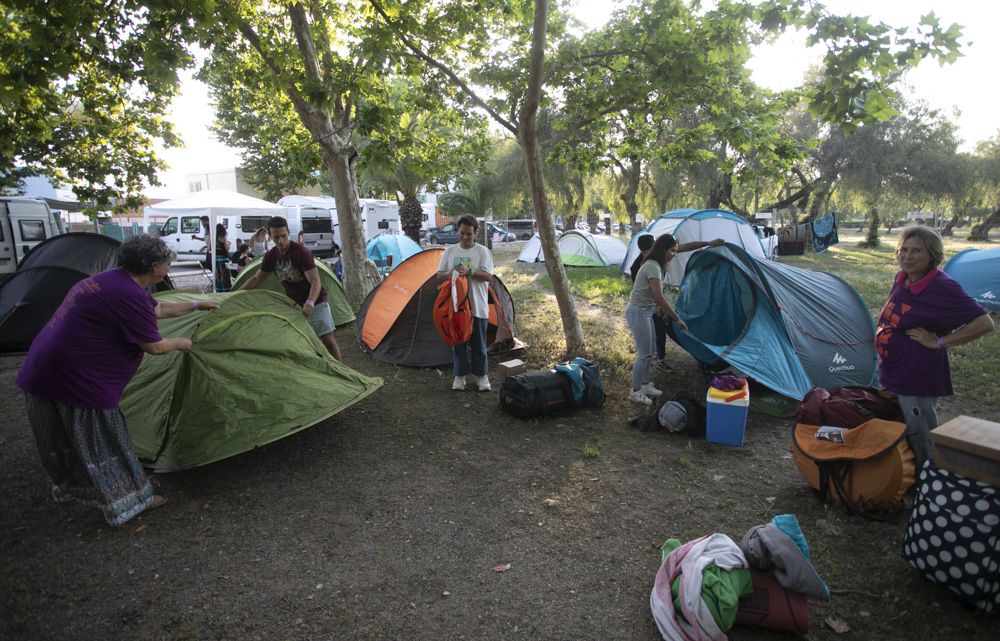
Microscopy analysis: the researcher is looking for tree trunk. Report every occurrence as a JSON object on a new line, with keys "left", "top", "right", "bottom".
{"left": 320, "top": 144, "right": 381, "bottom": 305}
{"left": 243, "top": 8, "right": 378, "bottom": 307}
{"left": 619, "top": 157, "right": 641, "bottom": 229}
{"left": 399, "top": 192, "right": 423, "bottom": 242}
{"left": 941, "top": 213, "right": 959, "bottom": 236}
{"left": 861, "top": 205, "right": 881, "bottom": 247}
{"left": 707, "top": 171, "right": 732, "bottom": 210}
{"left": 968, "top": 205, "right": 1000, "bottom": 241}
{"left": 519, "top": 0, "right": 584, "bottom": 354}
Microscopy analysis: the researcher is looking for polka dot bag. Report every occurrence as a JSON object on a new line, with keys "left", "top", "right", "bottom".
{"left": 901, "top": 461, "right": 1000, "bottom": 612}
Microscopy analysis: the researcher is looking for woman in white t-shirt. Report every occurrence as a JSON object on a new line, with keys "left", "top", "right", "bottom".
{"left": 626, "top": 234, "right": 723, "bottom": 405}
{"left": 436, "top": 215, "right": 495, "bottom": 392}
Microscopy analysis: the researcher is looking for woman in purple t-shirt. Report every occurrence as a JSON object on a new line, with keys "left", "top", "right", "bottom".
{"left": 16, "top": 235, "right": 218, "bottom": 527}
{"left": 875, "top": 226, "right": 993, "bottom": 470}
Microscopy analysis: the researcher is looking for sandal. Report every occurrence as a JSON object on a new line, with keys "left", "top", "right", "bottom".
{"left": 146, "top": 495, "right": 167, "bottom": 511}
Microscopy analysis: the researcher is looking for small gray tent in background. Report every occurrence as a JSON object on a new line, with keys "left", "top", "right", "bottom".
{"left": 0, "top": 233, "right": 153, "bottom": 353}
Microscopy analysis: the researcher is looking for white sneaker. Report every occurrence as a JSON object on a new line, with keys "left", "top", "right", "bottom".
{"left": 452, "top": 376, "right": 466, "bottom": 391}
{"left": 477, "top": 375, "right": 491, "bottom": 392}
{"left": 640, "top": 382, "right": 663, "bottom": 397}
{"left": 629, "top": 390, "right": 653, "bottom": 405}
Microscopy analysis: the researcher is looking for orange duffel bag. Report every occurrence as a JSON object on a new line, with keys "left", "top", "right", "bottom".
{"left": 791, "top": 419, "right": 916, "bottom": 515}
{"left": 433, "top": 274, "right": 473, "bottom": 346}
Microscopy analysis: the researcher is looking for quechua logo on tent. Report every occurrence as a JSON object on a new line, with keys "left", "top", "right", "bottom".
{"left": 829, "top": 352, "right": 855, "bottom": 373}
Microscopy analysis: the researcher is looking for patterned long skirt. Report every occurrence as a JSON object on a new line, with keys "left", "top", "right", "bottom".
{"left": 24, "top": 393, "right": 155, "bottom": 527}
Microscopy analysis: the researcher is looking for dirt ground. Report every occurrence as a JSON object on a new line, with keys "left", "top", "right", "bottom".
{"left": 1, "top": 243, "right": 996, "bottom": 641}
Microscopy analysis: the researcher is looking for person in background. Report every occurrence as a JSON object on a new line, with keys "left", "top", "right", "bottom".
{"left": 436, "top": 215, "right": 494, "bottom": 392}
{"left": 16, "top": 234, "right": 218, "bottom": 526}
{"left": 214, "top": 224, "right": 232, "bottom": 292}
{"left": 232, "top": 238, "right": 252, "bottom": 269}
{"left": 192, "top": 215, "right": 211, "bottom": 267}
{"left": 626, "top": 233, "right": 724, "bottom": 405}
{"left": 249, "top": 227, "right": 270, "bottom": 258}
{"left": 629, "top": 234, "right": 670, "bottom": 371}
{"left": 875, "top": 225, "right": 993, "bottom": 471}
{"left": 236, "top": 216, "right": 342, "bottom": 360}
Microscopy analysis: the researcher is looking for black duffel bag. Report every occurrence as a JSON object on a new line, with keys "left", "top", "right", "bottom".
{"left": 498, "top": 370, "right": 574, "bottom": 419}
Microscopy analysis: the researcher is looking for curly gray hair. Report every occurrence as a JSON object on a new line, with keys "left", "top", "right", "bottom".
{"left": 117, "top": 234, "right": 175, "bottom": 275}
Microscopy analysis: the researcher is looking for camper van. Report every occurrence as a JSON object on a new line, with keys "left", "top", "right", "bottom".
{"left": 158, "top": 213, "right": 302, "bottom": 261}
{"left": 277, "top": 196, "right": 338, "bottom": 258}
{"left": 322, "top": 197, "right": 402, "bottom": 242}
{"left": 1, "top": 197, "right": 62, "bottom": 274}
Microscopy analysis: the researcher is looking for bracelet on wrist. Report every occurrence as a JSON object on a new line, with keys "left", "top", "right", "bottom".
{"left": 937, "top": 335, "right": 946, "bottom": 350}
{"left": 305, "top": 299, "right": 315, "bottom": 307}
{"left": 191, "top": 301, "right": 198, "bottom": 311}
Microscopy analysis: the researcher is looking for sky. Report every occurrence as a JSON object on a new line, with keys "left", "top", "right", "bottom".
{"left": 148, "top": 0, "right": 999, "bottom": 198}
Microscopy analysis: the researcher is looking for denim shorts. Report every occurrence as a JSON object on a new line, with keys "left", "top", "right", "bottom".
{"left": 309, "top": 301, "right": 335, "bottom": 337}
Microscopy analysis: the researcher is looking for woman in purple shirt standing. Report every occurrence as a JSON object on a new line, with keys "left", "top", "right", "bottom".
{"left": 16, "top": 235, "right": 218, "bottom": 526}
{"left": 875, "top": 226, "right": 994, "bottom": 471}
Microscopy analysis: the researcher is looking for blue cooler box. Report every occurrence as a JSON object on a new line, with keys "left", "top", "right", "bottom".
{"left": 706, "top": 382, "right": 750, "bottom": 446}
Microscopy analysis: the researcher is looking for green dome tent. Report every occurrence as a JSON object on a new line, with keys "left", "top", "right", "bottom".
{"left": 231, "top": 255, "right": 355, "bottom": 326}
{"left": 558, "top": 230, "right": 627, "bottom": 267}
{"left": 121, "top": 290, "right": 382, "bottom": 471}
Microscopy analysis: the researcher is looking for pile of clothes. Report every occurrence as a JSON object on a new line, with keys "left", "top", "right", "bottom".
{"left": 650, "top": 514, "right": 830, "bottom": 641}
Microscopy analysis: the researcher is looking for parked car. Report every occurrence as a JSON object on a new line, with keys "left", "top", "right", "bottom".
{"left": 488, "top": 222, "right": 516, "bottom": 242}
{"left": 426, "top": 223, "right": 460, "bottom": 244}
{"left": 505, "top": 219, "right": 535, "bottom": 240}
{"left": 426, "top": 222, "right": 516, "bottom": 244}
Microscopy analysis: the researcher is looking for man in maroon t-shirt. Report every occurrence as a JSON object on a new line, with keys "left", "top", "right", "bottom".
{"left": 236, "top": 216, "right": 342, "bottom": 360}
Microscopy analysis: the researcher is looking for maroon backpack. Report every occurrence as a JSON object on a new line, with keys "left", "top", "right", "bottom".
{"left": 795, "top": 386, "right": 902, "bottom": 429}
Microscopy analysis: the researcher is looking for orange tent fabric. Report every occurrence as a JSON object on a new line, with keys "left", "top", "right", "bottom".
{"left": 356, "top": 248, "right": 516, "bottom": 367}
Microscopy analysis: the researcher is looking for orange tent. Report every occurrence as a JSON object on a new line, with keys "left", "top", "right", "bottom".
{"left": 355, "top": 248, "right": 516, "bottom": 367}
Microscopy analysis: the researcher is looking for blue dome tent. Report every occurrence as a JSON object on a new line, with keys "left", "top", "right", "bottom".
{"left": 670, "top": 244, "right": 876, "bottom": 400}
{"left": 366, "top": 234, "right": 423, "bottom": 276}
{"left": 943, "top": 247, "right": 1000, "bottom": 312}
{"left": 621, "top": 209, "right": 770, "bottom": 286}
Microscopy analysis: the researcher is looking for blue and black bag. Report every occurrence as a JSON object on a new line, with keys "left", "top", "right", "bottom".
{"left": 554, "top": 357, "right": 605, "bottom": 408}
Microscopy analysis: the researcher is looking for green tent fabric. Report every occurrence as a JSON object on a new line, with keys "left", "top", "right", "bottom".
{"left": 231, "top": 255, "right": 355, "bottom": 326}
{"left": 121, "top": 290, "right": 382, "bottom": 471}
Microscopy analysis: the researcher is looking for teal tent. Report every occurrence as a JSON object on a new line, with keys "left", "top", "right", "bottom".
{"left": 366, "top": 234, "right": 423, "bottom": 276}
{"left": 231, "top": 255, "right": 355, "bottom": 326}
{"left": 943, "top": 247, "right": 999, "bottom": 312}
{"left": 121, "top": 290, "right": 382, "bottom": 471}
{"left": 671, "top": 244, "right": 876, "bottom": 400}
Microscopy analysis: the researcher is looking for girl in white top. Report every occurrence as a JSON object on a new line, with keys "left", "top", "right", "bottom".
{"left": 626, "top": 233, "right": 723, "bottom": 405}
{"left": 250, "top": 227, "right": 270, "bottom": 257}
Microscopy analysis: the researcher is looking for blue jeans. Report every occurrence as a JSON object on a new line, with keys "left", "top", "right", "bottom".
{"left": 453, "top": 317, "right": 489, "bottom": 377}
{"left": 626, "top": 303, "right": 655, "bottom": 391}
{"left": 897, "top": 394, "right": 939, "bottom": 471}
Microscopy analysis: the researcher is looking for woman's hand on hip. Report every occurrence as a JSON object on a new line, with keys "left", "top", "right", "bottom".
{"left": 905, "top": 327, "right": 938, "bottom": 349}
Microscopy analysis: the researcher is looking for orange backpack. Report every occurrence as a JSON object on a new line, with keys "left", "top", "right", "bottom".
{"left": 792, "top": 419, "right": 916, "bottom": 517}
{"left": 433, "top": 274, "right": 473, "bottom": 346}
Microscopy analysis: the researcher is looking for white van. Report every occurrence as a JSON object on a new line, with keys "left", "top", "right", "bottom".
{"left": 1, "top": 197, "right": 62, "bottom": 274}
{"left": 277, "top": 196, "right": 337, "bottom": 257}
{"left": 158, "top": 213, "right": 301, "bottom": 261}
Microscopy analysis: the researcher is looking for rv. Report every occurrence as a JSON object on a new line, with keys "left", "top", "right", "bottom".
{"left": 276, "top": 196, "right": 338, "bottom": 258}
{"left": 1, "top": 197, "right": 63, "bottom": 274}
{"left": 281, "top": 195, "right": 401, "bottom": 243}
